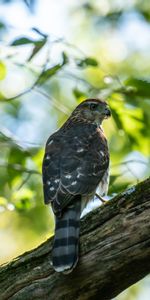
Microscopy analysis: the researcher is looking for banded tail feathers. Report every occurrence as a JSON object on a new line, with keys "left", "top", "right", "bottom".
{"left": 52, "top": 200, "right": 81, "bottom": 273}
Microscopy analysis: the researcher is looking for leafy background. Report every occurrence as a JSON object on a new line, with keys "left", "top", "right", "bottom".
{"left": 0, "top": 0, "right": 149, "bottom": 299}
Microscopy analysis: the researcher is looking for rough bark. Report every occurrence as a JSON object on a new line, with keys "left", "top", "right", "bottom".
{"left": 0, "top": 178, "right": 150, "bottom": 300}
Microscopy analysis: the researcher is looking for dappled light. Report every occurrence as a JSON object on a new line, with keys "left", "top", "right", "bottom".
{"left": 0, "top": 1, "right": 149, "bottom": 299}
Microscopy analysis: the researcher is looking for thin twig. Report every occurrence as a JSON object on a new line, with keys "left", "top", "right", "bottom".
{"left": 62, "top": 71, "right": 96, "bottom": 88}
{"left": 112, "top": 159, "right": 147, "bottom": 168}
{"left": 33, "top": 87, "right": 70, "bottom": 115}
{"left": 17, "top": 173, "right": 31, "bottom": 190}
{"left": 3, "top": 86, "right": 34, "bottom": 102}
{"left": 0, "top": 163, "right": 41, "bottom": 175}
{"left": 125, "top": 164, "right": 139, "bottom": 183}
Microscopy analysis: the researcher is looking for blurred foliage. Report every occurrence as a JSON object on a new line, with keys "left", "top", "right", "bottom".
{"left": 0, "top": 0, "right": 36, "bottom": 11}
{"left": 0, "top": 1, "right": 150, "bottom": 298}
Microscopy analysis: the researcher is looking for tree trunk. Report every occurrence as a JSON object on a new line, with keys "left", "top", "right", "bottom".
{"left": 0, "top": 178, "right": 150, "bottom": 300}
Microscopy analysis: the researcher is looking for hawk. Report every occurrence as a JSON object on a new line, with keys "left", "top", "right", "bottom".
{"left": 42, "top": 98, "right": 111, "bottom": 273}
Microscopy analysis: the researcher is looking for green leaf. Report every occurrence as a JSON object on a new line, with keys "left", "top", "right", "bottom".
{"left": 0, "top": 92, "right": 7, "bottom": 100}
{"left": 15, "top": 198, "right": 33, "bottom": 212}
{"left": 109, "top": 182, "right": 131, "bottom": 194}
{"left": 0, "top": 197, "right": 7, "bottom": 207}
{"left": 37, "top": 52, "right": 68, "bottom": 85}
{"left": 73, "top": 88, "right": 86, "bottom": 99}
{"left": 109, "top": 175, "right": 119, "bottom": 186}
{"left": 8, "top": 146, "right": 29, "bottom": 165}
{"left": 62, "top": 51, "right": 68, "bottom": 65}
{"left": 28, "top": 38, "right": 47, "bottom": 61}
{"left": 32, "top": 27, "right": 48, "bottom": 38}
{"left": 76, "top": 57, "right": 98, "bottom": 68}
{"left": 0, "top": 61, "right": 7, "bottom": 80}
{"left": 7, "top": 146, "right": 30, "bottom": 185}
{"left": 11, "top": 37, "right": 35, "bottom": 46}
{"left": 111, "top": 108, "right": 124, "bottom": 129}
{"left": 37, "top": 64, "right": 62, "bottom": 85}
{"left": 84, "top": 57, "right": 98, "bottom": 66}
{"left": 13, "top": 188, "right": 34, "bottom": 212}
{"left": 124, "top": 78, "right": 150, "bottom": 98}
{"left": 0, "top": 21, "right": 6, "bottom": 31}
{"left": 128, "top": 133, "right": 139, "bottom": 146}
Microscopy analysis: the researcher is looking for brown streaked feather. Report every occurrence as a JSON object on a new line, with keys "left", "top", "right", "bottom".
{"left": 42, "top": 123, "right": 109, "bottom": 215}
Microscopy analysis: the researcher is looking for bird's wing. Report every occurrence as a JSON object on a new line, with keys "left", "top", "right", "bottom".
{"left": 61, "top": 130, "right": 108, "bottom": 187}
{"left": 42, "top": 133, "right": 61, "bottom": 205}
{"left": 42, "top": 129, "right": 109, "bottom": 216}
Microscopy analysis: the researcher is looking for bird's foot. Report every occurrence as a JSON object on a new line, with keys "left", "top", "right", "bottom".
{"left": 95, "top": 193, "right": 107, "bottom": 204}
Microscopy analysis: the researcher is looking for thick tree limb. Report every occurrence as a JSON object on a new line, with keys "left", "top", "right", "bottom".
{"left": 0, "top": 178, "right": 150, "bottom": 300}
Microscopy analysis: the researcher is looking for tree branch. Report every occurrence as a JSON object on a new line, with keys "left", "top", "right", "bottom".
{"left": 0, "top": 178, "right": 150, "bottom": 300}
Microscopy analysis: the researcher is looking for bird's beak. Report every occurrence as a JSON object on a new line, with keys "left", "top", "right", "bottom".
{"left": 104, "top": 107, "right": 111, "bottom": 119}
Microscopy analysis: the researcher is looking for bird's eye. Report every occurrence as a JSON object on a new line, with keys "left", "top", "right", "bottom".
{"left": 90, "top": 103, "right": 98, "bottom": 110}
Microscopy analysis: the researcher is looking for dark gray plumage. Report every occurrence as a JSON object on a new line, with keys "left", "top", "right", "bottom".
{"left": 42, "top": 98, "right": 111, "bottom": 273}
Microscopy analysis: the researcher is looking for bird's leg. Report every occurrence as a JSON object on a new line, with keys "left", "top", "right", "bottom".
{"left": 95, "top": 193, "right": 107, "bottom": 203}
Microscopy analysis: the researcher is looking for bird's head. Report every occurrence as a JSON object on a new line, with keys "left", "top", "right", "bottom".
{"left": 71, "top": 98, "right": 111, "bottom": 126}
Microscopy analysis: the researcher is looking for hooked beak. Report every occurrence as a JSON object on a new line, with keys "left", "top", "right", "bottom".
{"left": 104, "top": 107, "right": 111, "bottom": 119}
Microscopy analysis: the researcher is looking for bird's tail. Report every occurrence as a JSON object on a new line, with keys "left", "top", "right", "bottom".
{"left": 52, "top": 200, "right": 81, "bottom": 273}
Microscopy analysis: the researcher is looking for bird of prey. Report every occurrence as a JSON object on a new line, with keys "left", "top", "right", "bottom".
{"left": 42, "top": 98, "right": 111, "bottom": 273}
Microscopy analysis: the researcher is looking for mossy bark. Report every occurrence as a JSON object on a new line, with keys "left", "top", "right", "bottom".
{"left": 0, "top": 178, "right": 150, "bottom": 300}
